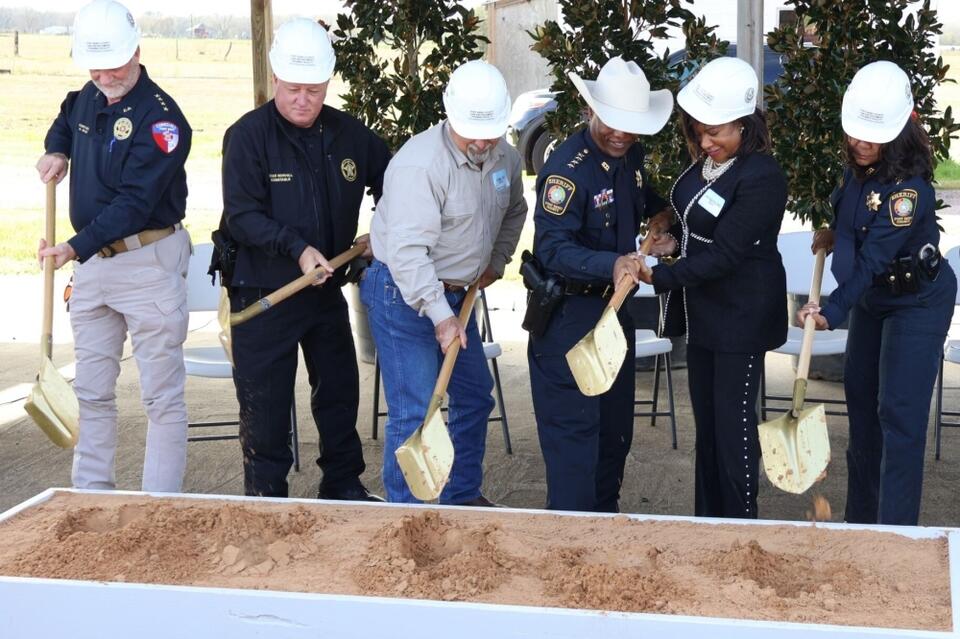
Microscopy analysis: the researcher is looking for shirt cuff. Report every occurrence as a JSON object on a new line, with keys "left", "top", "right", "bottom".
{"left": 68, "top": 232, "right": 98, "bottom": 263}
{"left": 820, "top": 304, "right": 842, "bottom": 331}
{"left": 423, "top": 298, "right": 455, "bottom": 326}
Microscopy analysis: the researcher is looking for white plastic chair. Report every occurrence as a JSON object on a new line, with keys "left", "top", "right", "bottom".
{"left": 761, "top": 231, "right": 849, "bottom": 420}
{"left": 184, "top": 243, "right": 300, "bottom": 470}
{"left": 933, "top": 245, "right": 960, "bottom": 460}
{"left": 633, "top": 255, "right": 677, "bottom": 450}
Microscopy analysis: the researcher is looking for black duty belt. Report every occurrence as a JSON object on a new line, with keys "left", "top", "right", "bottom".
{"left": 872, "top": 243, "right": 941, "bottom": 293}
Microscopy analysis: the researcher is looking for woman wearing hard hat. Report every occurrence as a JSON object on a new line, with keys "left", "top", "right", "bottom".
{"left": 797, "top": 61, "right": 956, "bottom": 526}
{"left": 639, "top": 57, "right": 788, "bottom": 519}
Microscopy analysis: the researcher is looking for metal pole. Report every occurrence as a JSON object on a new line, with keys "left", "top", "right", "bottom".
{"left": 250, "top": 0, "right": 274, "bottom": 107}
{"left": 737, "top": 0, "right": 764, "bottom": 108}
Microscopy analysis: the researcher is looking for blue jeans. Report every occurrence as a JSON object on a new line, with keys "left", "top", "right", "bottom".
{"left": 360, "top": 260, "right": 495, "bottom": 503}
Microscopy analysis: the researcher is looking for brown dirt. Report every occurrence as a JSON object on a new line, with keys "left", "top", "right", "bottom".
{"left": 0, "top": 492, "right": 951, "bottom": 631}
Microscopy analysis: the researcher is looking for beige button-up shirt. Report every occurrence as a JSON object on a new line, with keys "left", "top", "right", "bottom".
{"left": 370, "top": 121, "right": 527, "bottom": 325}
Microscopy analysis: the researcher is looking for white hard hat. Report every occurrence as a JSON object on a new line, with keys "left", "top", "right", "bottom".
{"left": 443, "top": 60, "right": 512, "bottom": 139}
{"left": 72, "top": 0, "right": 140, "bottom": 70}
{"left": 842, "top": 61, "right": 914, "bottom": 144}
{"left": 677, "top": 57, "right": 758, "bottom": 126}
{"left": 269, "top": 18, "right": 336, "bottom": 84}
{"left": 569, "top": 57, "right": 673, "bottom": 135}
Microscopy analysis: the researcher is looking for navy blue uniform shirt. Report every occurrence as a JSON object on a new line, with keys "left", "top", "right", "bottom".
{"left": 532, "top": 128, "right": 667, "bottom": 283}
{"left": 822, "top": 171, "right": 940, "bottom": 329}
{"left": 220, "top": 101, "right": 391, "bottom": 290}
{"left": 44, "top": 65, "right": 191, "bottom": 262}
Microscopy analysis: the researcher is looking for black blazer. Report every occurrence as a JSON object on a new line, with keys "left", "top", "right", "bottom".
{"left": 653, "top": 151, "right": 787, "bottom": 353}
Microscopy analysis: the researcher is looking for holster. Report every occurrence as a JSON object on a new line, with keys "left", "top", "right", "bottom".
{"left": 209, "top": 228, "right": 237, "bottom": 289}
{"left": 520, "top": 251, "right": 565, "bottom": 337}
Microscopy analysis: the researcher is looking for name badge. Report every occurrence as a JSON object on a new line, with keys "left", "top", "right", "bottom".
{"left": 491, "top": 169, "right": 509, "bottom": 192}
{"left": 698, "top": 189, "right": 725, "bottom": 217}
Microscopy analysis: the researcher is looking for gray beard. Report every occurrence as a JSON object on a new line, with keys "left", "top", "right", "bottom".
{"left": 467, "top": 144, "right": 492, "bottom": 166}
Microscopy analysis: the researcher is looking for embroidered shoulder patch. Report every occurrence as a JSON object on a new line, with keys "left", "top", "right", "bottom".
{"left": 542, "top": 175, "right": 576, "bottom": 216}
{"left": 889, "top": 189, "right": 917, "bottom": 228}
{"left": 151, "top": 121, "right": 180, "bottom": 154}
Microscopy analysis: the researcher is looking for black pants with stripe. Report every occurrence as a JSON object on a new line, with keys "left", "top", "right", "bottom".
{"left": 686, "top": 343, "right": 763, "bottom": 519}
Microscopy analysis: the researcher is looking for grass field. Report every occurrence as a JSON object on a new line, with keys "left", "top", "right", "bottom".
{"left": 1, "top": 35, "right": 959, "bottom": 274}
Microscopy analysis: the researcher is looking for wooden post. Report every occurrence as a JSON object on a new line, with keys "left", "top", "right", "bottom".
{"left": 250, "top": 0, "right": 274, "bottom": 107}
{"left": 736, "top": 0, "right": 764, "bottom": 107}
{"left": 14, "top": 30, "right": 19, "bottom": 57}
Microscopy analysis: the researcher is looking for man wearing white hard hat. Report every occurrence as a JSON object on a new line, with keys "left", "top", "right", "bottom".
{"left": 365, "top": 60, "right": 527, "bottom": 505}
{"left": 526, "top": 57, "right": 674, "bottom": 513}
{"left": 36, "top": 0, "right": 193, "bottom": 493}
{"left": 637, "top": 56, "right": 788, "bottom": 519}
{"left": 798, "top": 60, "right": 956, "bottom": 526}
{"left": 215, "top": 18, "right": 390, "bottom": 500}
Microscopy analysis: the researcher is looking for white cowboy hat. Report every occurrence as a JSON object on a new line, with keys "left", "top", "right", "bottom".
{"left": 568, "top": 57, "right": 673, "bottom": 135}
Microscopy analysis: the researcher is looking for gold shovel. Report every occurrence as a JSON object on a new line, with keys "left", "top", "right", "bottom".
{"left": 566, "top": 235, "right": 655, "bottom": 396}
{"left": 396, "top": 283, "right": 480, "bottom": 501}
{"left": 758, "top": 247, "right": 830, "bottom": 494}
{"left": 218, "top": 243, "right": 367, "bottom": 365}
{"left": 24, "top": 181, "right": 79, "bottom": 448}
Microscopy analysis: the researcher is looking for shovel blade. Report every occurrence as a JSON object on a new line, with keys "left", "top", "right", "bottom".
{"left": 395, "top": 407, "right": 455, "bottom": 501}
{"left": 565, "top": 306, "right": 627, "bottom": 396}
{"left": 758, "top": 403, "right": 829, "bottom": 494}
{"left": 24, "top": 357, "right": 79, "bottom": 449}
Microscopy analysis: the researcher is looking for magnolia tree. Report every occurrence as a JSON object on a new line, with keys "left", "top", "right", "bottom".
{"left": 766, "top": 0, "right": 959, "bottom": 227}
{"left": 332, "top": 0, "right": 487, "bottom": 152}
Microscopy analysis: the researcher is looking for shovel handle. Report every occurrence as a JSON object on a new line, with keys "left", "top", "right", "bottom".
{"left": 607, "top": 272, "right": 638, "bottom": 313}
{"left": 796, "top": 248, "right": 827, "bottom": 382}
{"left": 429, "top": 283, "right": 480, "bottom": 408}
{"left": 230, "top": 243, "right": 366, "bottom": 326}
{"left": 41, "top": 181, "right": 56, "bottom": 361}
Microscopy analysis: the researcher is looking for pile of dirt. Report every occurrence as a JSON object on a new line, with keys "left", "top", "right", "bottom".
{"left": 0, "top": 492, "right": 951, "bottom": 632}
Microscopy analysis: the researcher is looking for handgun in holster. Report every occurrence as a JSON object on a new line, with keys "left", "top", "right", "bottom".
{"left": 209, "top": 228, "right": 237, "bottom": 289}
{"left": 520, "top": 250, "right": 565, "bottom": 337}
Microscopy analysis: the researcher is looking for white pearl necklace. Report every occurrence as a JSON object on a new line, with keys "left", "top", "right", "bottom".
{"left": 701, "top": 156, "right": 737, "bottom": 181}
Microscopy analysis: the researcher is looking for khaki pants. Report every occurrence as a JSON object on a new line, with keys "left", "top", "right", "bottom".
{"left": 69, "top": 228, "right": 191, "bottom": 492}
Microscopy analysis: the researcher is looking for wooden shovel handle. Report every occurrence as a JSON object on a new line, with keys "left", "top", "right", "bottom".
{"left": 230, "top": 243, "right": 366, "bottom": 326}
{"left": 608, "top": 272, "right": 638, "bottom": 313}
{"left": 41, "top": 181, "right": 56, "bottom": 361}
{"left": 431, "top": 283, "right": 480, "bottom": 402}
{"left": 796, "top": 248, "right": 827, "bottom": 381}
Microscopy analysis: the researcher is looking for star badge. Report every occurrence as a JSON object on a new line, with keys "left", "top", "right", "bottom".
{"left": 865, "top": 191, "right": 881, "bottom": 212}
{"left": 635, "top": 169, "right": 643, "bottom": 188}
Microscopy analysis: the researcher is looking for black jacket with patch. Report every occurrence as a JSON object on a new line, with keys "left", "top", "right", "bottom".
{"left": 219, "top": 101, "right": 390, "bottom": 289}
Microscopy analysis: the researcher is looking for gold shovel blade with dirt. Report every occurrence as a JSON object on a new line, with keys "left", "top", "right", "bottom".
{"left": 24, "top": 181, "right": 79, "bottom": 448}
{"left": 758, "top": 248, "right": 831, "bottom": 494}
{"left": 217, "top": 244, "right": 367, "bottom": 366}
{"left": 396, "top": 283, "right": 479, "bottom": 501}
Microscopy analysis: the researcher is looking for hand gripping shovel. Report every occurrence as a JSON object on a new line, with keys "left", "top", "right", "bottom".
{"left": 218, "top": 243, "right": 367, "bottom": 365}
{"left": 565, "top": 235, "right": 654, "bottom": 396}
{"left": 396, "top": 283, "right": 480, "bottom": 501}
{"left": 758, "top": 247, "right": 830, "bottom": 494}
{"left": 24, "top": 181, "right": 79, "bottom": 448}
